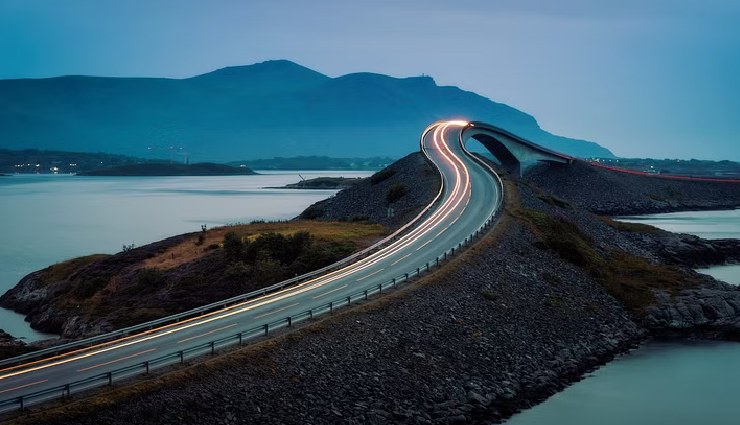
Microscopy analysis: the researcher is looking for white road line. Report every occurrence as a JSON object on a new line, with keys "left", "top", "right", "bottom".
{"left": 356, "top": 268, "right": 385, "bottom": 281}
{"left": 77, "top": 348, "right": 157, "bottom": 372}
{"left": 177, "top": 324, "right": 238, "bottom": 344}
{"left": 312, "top": 284, "right": 349, "bottom": 299}
{"left": 253, "top": 302, "right": 300, "bottom": 319}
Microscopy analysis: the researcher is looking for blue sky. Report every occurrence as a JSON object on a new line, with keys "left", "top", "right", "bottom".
{"left": 1, "top": 0, "right": 738, "bottom": 159}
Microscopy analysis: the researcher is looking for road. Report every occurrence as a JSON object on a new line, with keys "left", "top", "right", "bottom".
{"left": 0, "top": 120, "right": 502, "bottom": 409}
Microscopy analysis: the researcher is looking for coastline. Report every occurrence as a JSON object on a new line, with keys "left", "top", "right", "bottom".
{"left": 3, "top": 156, "right": 740, "bottom": 424}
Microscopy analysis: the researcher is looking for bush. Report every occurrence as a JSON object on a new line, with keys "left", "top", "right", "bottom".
{"left": 136, "top": 268, "right": 166, "bottom": 293}
{"left": 224, "top": 261, "right": 252, "bottom": 279}
{"left": 73, "top": 277, "right": 108, "bottom": 298}
{"left": 370, "top": 168, "right": 396, "bottom": 185}
{"left": 223, "top": 231, "right": 244, "bottom": 262}
{"left": 386, "top": 183, "right": 408, "bottom": 203}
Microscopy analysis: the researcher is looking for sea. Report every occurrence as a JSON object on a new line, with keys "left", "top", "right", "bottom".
{"left": 507, "top": 208, "right": 740, "bottom": 425}
{"left": 3, "top": 177, "right": 739, "bottom": 424}
{"left": 0, "top": 171, "right": 371, "bottom": 341}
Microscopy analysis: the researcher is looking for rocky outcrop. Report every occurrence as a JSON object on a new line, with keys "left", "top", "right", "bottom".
{"left": 526, "top": 160, "right": 740, "bottom": 215}
{"left": 646, "top": 288, "right": 740, "bottom": 340}
{"left": 23, "top": 205, "right": 646, "bottom": 425}
{"left": 6, "top": 157, "right": 740, "bottom": 425}
{"left": 299, "top": 152, "right": 441, "bottom": 228}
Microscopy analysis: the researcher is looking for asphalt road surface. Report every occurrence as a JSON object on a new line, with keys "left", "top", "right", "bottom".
{"left": 0, "top": 120, "right": 502, "bottom": 409}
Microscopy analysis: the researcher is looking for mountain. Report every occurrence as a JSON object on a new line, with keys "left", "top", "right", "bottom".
{"left": 0, "top": 60, "right": 614, "bottom": 160}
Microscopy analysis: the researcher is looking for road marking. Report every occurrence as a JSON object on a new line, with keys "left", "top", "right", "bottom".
{"left": 415, "top": 240, "right": 433, "bottom": 252}
{"left": 0, "top": 379, "right": 48, "bottom": 395}
{"left": 76, "top": 348, "right": 157, "bottom": 372}
{"left": 176, "top": 323, "right": 238, "bottom": 344}
{"left": 356, "top": 268, "right": 384, "bottom": 281}
{"left": 0, "top": 120, "right": 488, "bottom": 385}
{"left": 391, "top": 252, "right": 413, "bottom": 266}
{"left": 254, "top": 302, "right": 300, "bottom": 319}
{"left": 311, "top": 284, "right": 349, "bottom": 300}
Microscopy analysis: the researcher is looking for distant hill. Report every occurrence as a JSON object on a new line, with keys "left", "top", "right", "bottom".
{"left": 230, "top": 156, "right": 394, "bottom": 170}
{"left": 0, "top": 60, "right": 614, "bottom": 160}
{"left": 78, "top": 162, "right": 256, "bottom": 176}
{"left": 0, "top": 148, "right": 152, "bottom": 174}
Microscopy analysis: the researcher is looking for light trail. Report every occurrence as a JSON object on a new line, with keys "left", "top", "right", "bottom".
{"left": 77, "top": 349, "right": 157, "bottom": 372}
{"left": 0, "top": 120, "right": 479, "bottom": 387}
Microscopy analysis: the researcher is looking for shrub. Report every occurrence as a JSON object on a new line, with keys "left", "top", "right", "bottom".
{"left": 224, "top": 261, "right": 252, "bottom": 279}
{"left": 136, "top": 268, "right": 166, "bottom": 293}
{"left": 73, "top": 277, "right": 108, "bottom": 298}
{"left": 223, "top": 231, "right": 244, "bottom": 262}
{"left": 386, "top": 183, "right": 409, "bottom": 203}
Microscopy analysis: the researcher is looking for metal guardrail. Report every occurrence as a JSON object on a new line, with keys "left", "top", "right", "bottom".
{"left": 0, "top": 124, "right": 505, "bottom": 413}
{"left": 0, "top": 208, "right": 501, "bottom": 414}
{"left": 0, "top": 158, "right": 448, "bottom": 371}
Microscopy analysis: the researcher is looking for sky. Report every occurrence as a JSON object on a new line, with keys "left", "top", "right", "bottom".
{"left": 1, "top": 0, "right": 739, "bottom": 160}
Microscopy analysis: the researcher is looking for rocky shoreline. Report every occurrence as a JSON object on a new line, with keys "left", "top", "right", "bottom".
{"left": 5, "top": 156, "right": 740, "bottom": 425}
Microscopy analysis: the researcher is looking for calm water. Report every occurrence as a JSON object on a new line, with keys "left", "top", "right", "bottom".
{"left": 617, "top": 209, "right": 740, "bottom": 285}
{"left": 618, "top": 209, "right": 740, "bottom": 239}
{"left": 505, "top": 341, "right": 740, "bottom": 425}
{"left": 0, "top": 171, "right": 371, "bottom": 341}
{"left": 508, "top": 209, "right": 740, "bottom": 425}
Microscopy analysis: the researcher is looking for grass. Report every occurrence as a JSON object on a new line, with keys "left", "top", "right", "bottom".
{"left": 37, "top": 254, "right": 110, "bottom": 286}
{"left": 536, "top": 194, "right": 572, "bottom": 209}
{"left": 597, "top": 216, "right": 662, "bottom": 234}
{"left": 515, "top": 208, "right": 702, "bottom": 313}
{"left": 141, "top": 220, "right": 387, "bottom": 272}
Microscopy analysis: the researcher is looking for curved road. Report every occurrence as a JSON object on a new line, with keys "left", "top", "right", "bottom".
{"left": 0, "top": 120, "right": 502, "bottom": 409}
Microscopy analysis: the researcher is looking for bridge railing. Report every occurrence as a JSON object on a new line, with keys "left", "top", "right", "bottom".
{"left": 0, "top": 200, "right": 503, "bottom": 414}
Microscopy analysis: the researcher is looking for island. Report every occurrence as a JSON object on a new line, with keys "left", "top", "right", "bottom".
{"left": 272, "top": 176, "right": 364, "bottom": 189}
{"left": 77, "top": 162, "right": 257, "bottom": 176}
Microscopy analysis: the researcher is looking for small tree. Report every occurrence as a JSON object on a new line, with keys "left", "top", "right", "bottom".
{"left": 223, "top": 231, "right": 244, "bottom": 262}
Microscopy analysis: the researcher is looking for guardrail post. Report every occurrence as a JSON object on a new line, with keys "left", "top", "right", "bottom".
{"left": 405, "top": 273, "right": 409, "bottom": 280}
{"left": 391, "top": 278, "right": 396, "bottom": 287}
{"left": 451, "top": 247, "right": 455, "bottom": 255}
{"left": 443, "top": 252, "right": 447, "bottom": 260}
{"left": 64, "top": 384, "right": 71, "bottom": 398}
{"left": 379, "top": 283, "right": 383, "bottom": 294}
{"left": 210, "top": 341, "right": 215, "bottom": 354}
{"left": 329, "top": 302, "right": 334, "bottom": 313}
{"left": 238, "top": 333, "right": 243, "bottom": 345}
{"left": 426, "top": 262, "right": 429, "bottom": 270}
{"left": 346, "top": 296, "right": 351, "bottom": 305}
{"left": 436, "top": 257, "right": 439, "bottom": 266}
{"left": 416, "top": 268, "right": 420, "bottom": 276}
{"left": 179, "top": 350, "right": 184, "bottom": 364}
{"left": 18, "top": 396, "right": 23, "bottom": 411}
{"left": 263, "top": 324, "right": 269, "bottom": 336}
{"left": 287, "top": 316, "right": 292, "bottom": 327}
{"left": 364, "top": 290, "right": 368, "bottom": 300}
{"left": 309, "top": 309, "right": 313, "bottom": 319}
{"left": 145, "top": 361, "right": 150, "bottom": 374}
{"left": 107, "top": 371, "right": 113, "bottom": 386}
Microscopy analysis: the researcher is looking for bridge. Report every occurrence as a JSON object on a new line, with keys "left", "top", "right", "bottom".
{"left": 463, "top": 121, "right": 572, "bottom": 176}
{"left": 0, "top": 120, "right": 571, "bottom": 413}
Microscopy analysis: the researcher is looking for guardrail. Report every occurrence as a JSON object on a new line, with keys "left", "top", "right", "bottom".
{"left": 0, "top": 204, "right": 501, "bottom": 414}
{"left": 0, "top": 124, "right": 505, "bottom": 414}
{"left": 0, "top": 157, "right": 448, "bottom": 371}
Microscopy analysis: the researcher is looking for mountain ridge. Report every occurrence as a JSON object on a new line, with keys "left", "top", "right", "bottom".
{"left": 0, "top": 60, "right": 614, "bottom": 160}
